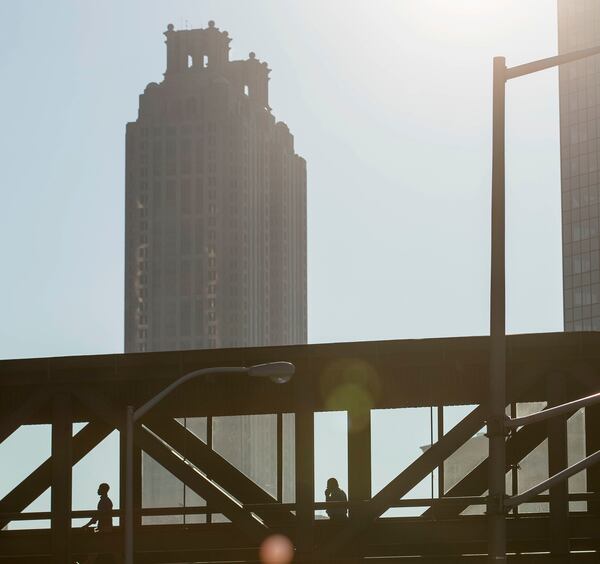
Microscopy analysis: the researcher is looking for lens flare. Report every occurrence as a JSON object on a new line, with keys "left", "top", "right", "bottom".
{"left": 320, "top": 358, "right": 381, "bottom": 432}
{"left": 259, "top": 534, "right": 294, "bottom": 564}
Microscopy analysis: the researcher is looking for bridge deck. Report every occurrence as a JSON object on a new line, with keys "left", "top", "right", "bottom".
{"left": 1, "top": 515, "right": 600, "bottom": 562}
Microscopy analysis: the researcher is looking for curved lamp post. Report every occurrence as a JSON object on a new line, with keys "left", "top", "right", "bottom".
{"left": 124, "top": 361, "right": 295, "bottom": 564}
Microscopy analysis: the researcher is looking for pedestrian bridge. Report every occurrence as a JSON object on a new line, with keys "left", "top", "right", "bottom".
{"left": 1, "top": 332, "right": 600, "bottom": 562}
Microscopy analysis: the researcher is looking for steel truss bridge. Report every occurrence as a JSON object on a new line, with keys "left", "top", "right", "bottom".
{"left": 1, "top": 332, "right": 600, "bottom": 563}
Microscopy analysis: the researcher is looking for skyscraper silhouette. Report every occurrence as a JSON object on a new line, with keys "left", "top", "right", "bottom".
{"left": 124, "top": 22, "right": 306, "bottom": 521}
{"left": 125, "top": 21, "right": 306, "bottom": 352}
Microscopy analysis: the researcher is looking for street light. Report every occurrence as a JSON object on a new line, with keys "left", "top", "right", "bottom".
{"left": 487, "top": 44, "right": 600, "bottom": 563}
{"left": 124, "top": 361, "right": 295, "bottom": 564}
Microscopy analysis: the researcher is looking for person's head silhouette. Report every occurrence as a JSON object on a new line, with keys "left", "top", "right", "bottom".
{"left": 97, "top": 483, "right": 110, "bottom": 496}
{"left": 327, "top": 477, "right": 339, "bottom": 491}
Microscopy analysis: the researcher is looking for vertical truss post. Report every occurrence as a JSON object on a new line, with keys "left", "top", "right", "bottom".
{"left": 120, "top": 429, "right": 126, "bottom": 525}
{"left": 347, "top": 408, "right": 371, "bottom": 561}
{"left": 51, "top": 392, "right": 72, "bottom": 564}
{"left": 347, "top": 408, "right": 371, "bottom": 513}
{"left": 509, "top": 403, "right": 518, "bottom": 517}
{"left": 207, "top": 414, "right": 213, "bottom": 523}
{"left": 585, "top": 402, "right": 600, "bottom": 515}
{"left": 437, "top": 406, "right": 444, "bottom": 497}
{"left": 585, "top": 398, "right": 600, "bottom": 557}
{"left": 295, "top": 408, "right": 314, "bottom": 558}
{"left": 120, "top": 424, "right": 141, "bottom": 529}
{"left": 277, "top": 412, "right": 283, "bottom": 503}
{"left": 547, "top": 375, "right": 569, "bottom": 559}
{"left": 125, "top": 405, "right": 134, "bottom": 564}
{"left": 488, "top": 54, "right": 507, "bottom": 563}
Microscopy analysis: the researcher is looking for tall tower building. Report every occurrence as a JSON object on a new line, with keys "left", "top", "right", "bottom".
{"left": 558, "top": 2, "right": 600, "bottom": 331}
{"left": 125, "top": 21, "right": 307, "bottom": 353}
{"left": 124, "top": 22, "right": 306, "bottom": 521}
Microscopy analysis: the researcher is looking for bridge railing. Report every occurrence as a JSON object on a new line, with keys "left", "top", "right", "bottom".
{"left": 502, "top": 391, "right": 600, "bottom": 509}
{"left": 2, "top": 491, "right": 599, "bottom": 525}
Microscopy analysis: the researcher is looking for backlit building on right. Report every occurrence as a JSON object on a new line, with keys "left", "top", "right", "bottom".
{"left": 558, "top": 1, "right": 600, "bottom": 330}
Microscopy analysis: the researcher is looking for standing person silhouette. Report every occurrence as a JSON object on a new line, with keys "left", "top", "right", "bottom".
{"left": 325, "top": 477, "right": 348, "bottom": 520}
{"left": 82, "top": 483, "right": 114, "bottom": 532}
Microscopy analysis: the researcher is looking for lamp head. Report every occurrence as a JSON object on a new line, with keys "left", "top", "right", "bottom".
{"left": 248, "top": 361, "right": 295, "bottom": 384}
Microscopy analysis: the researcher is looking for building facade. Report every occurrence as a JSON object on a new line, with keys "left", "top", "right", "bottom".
{"left": 558, "top": 1, "right": 600, "bottom": 331}
{"left": 124, "top": 22, "right": 306, "bottom": 521}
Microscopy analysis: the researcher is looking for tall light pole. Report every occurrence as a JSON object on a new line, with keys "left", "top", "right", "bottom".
{"left": 488, "top": 55, "right": 507, "bottom": 562}
{"left": 487, "top": 44, "right": 600, "bottom": 562}
{"left": 124, "top": 361, "right": 295, "bottom": 564}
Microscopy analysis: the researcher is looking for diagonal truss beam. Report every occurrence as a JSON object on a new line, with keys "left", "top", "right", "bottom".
{"left": 0, "top": 420, "right": 113, "bottom": 529}
{"left": 0, "top": 388, "right": 50, "bottom": 445}
{"left": 144, "top": 416, "right": 295, "bottom": 526}
{"left": 423, "top": 418, "right": 551, "bottom": 519}
{"left": 74, "top": 388, "right": 269, "bottom": 542}
{"left": 136, "top": 426, "right": 267, "bottom": 542}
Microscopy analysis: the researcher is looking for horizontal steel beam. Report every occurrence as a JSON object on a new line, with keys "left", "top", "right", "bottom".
{"left": 2, "top": 333, "right": 596, "bottom": 422}
{"left": 0, "top": 388, "right": 48, "bottom": 445}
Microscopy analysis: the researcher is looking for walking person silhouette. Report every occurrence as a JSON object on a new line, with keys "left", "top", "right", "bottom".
{"left": 82, "top": 483, "right": 113, "bottom": 532}
{"left": 81, "top": 483, "right": 115, "bottom": 563}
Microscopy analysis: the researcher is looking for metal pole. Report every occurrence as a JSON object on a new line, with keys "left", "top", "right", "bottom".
{"left": 488, "top": 55, "right": 507, "bottom": 563}
{"left": 437, "top": 406, "right": 444, "bottom": 498}
{"left": 125, "top": 405, "right": 134, "bottom": 564}
{"left": 506, "top": 390, "right": 600, "bottom": 428}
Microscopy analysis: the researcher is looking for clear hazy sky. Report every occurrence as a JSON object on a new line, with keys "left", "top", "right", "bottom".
{"left": 0, "top": 1, "right": 560, "bottom": 524}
